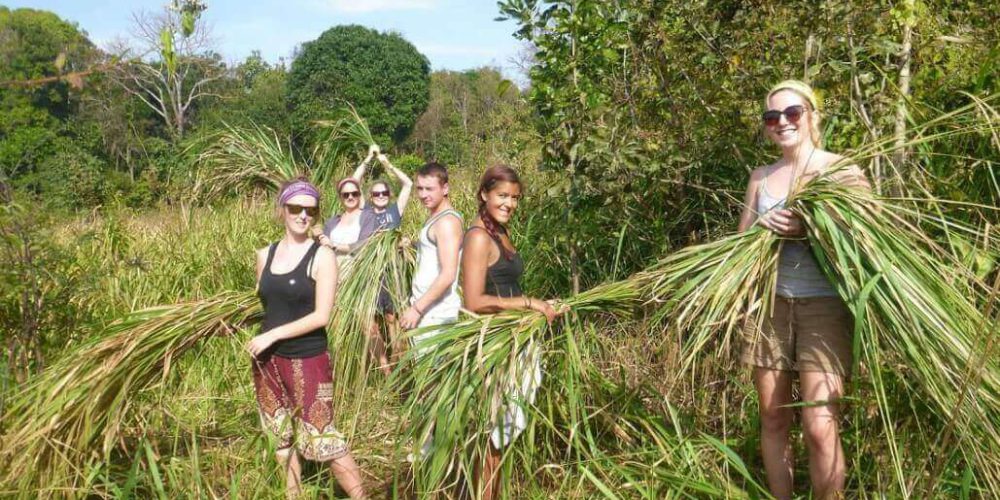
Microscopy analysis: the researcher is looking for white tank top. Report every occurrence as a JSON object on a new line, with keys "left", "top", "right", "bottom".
{"left": 330, "top": 215, "right": 361, "bottom": 246}
{"left": 758, "top": 171, "right": 838, "bottom": 298}
{"left": 411, "top": 209, "right": 463, "bottom": 317}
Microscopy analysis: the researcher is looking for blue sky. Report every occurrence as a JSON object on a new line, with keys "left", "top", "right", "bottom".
{"left": 7, "top": 0, "right": 525, "bottom": 76}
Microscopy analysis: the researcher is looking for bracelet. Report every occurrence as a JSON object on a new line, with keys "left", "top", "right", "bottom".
{"left": 413, "top": 303, "right": 424, "bottom": 315}
{"left": 523, "top": 297, "right": 530, "bottom": 309}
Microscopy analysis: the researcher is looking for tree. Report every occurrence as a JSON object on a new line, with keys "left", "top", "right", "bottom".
{"left": 287, "top": 24, "right": 430, "bottom": 145}
{"left": 407, "top": 68, "right": 535, "bottom": 167}
{"left": 110, "top": 0, "right": 220, "bottom": 141}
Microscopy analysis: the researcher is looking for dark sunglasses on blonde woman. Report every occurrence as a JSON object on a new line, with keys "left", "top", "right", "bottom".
{"left": 285, "top": 204, "right": 319, "bottom": 217}
{"left": 762, "top": 105, "right": 806, "bottom": 127}
{"left": 340, "top": 191, "right": 360, "bottom": 200}
{"left": 370, "top": 189, "right": 390, "bottom": 198}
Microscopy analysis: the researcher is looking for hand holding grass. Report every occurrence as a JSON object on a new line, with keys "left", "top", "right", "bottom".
{"left": 400, "top": 304, "right": 423, "bottom": 329}
{"left": 247, "top": 331, "right": 278, "bottom": 357}
{"left": 757, "top": 208, "right": 804, "bottom": 237}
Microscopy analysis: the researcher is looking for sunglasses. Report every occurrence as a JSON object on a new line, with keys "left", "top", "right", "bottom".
{"left": 285, "top": 204, "right": 319, "bottom": 217}
{"left": 762, "top": 105, "right": 807, "bottom": 127}
{"left": 371, "top": 189, "right": 390, "bottom": 198}
{"left": 340, "top": 191, "right": 360, "bottom": 200}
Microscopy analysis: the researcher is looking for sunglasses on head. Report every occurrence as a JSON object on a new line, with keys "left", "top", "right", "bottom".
{"left": 762, "top": 105, "right": 807, "bottom": 127}
{"left": 285, "top": 204, "right": 319, "bottom": 217}
{"left": 340, "top": 190, "right": 360, "bottom": 200}
{"left": 371, "top": 189, "right": 390, "bottom": 198}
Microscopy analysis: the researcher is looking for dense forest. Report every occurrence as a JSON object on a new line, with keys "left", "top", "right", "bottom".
{"left": 2, "top": 0, "right": 999, "bottom": 498}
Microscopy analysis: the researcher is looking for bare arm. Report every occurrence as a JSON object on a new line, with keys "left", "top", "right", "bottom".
{"left": 738, "top": 168, "right": 765, "bottom": 232}
{"left": 412, "top": 215, "right": 463, "bottom": 313}
{"left": 352, "top": 145, "right": 378, "bottom": 181}
{"left": 381, "top": 154, "right": 413, "bottom": 218}
{"left": 461, "top": 226, "right": 557, "bottom": 321}
{"left": 254, "top": 247, "right": 267, "bottom": 290}
{"left": 247, "top": 246, "right": 339, "bottom": 356}
{"left": 352, "top": 145, "right": 378, "bottom": 210}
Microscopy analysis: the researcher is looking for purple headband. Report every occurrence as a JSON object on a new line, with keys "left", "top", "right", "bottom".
{"left": 278, "top": 180, "right": 321, "bottom": 206}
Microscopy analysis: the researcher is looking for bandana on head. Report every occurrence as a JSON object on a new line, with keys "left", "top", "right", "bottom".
{"left": 278, "top": 180, "right": 321, "bottom": 206}
{"left": 337, "top": 177, "right": 361, "bottom": 193}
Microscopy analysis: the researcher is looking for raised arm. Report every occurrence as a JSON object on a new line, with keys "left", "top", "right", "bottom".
{"left": 380, "top": 154, "right": 413, "bottom": 217}
{"left": 247, "top": 246, "right": 339, "bottom": 357}
{"left": 352, "top": 144, "right": 379, "bottom": 181}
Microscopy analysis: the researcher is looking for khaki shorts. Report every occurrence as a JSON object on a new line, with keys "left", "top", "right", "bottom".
{"left": 740, "top": 296, "right": 853, "bottom": 377}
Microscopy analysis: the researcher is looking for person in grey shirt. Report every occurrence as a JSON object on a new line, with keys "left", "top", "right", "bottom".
{"left": 356, "top": 152, "right": 413, "bottom": 375}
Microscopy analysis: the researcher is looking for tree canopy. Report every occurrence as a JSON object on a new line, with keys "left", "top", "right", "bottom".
{"left": 287, "top": 24, "right": 431, "bottom": 145}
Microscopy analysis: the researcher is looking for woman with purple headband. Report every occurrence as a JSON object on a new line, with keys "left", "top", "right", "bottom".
{"left": 248, "top": 177, "right": 367, "bottom": 498}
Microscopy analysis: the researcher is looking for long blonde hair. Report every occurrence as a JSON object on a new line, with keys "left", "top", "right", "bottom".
{"left": 766, "top": 79, "right": 822, "bottom": 147}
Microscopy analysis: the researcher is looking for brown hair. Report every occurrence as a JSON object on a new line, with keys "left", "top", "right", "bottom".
{"left": 369, "top": 179, "right": 391, "bottom": 195}
{"left": 477, "top": 164, "right": 521, "bottom": 260}
{"left": 416, "top": 162, "right": 449, "bottom": 186}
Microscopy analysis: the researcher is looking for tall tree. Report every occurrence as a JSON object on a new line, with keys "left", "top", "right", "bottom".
{"left": 287, "top": 24, "right": 430, "bottom": 145}
{"left": 110, "top": 0, "right": 219, "bottom": 141}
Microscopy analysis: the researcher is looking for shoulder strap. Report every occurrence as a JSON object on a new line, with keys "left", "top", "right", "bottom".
{"left": 263, "top": 243, "right": 278, "bottom": 275}
{"left": 303, "top": 241, "right": 320, "bottom": 278}
{"left": 426, "top": 209, "right": 463, "bottom": 246}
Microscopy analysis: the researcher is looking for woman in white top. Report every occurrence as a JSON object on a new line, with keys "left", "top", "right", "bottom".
{"left": 318, "top": 146, "right": 380, "bottom": 269}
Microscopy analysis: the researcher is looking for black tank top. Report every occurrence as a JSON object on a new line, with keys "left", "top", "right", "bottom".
{"left": 258, "top": 242, "right": 327, "bottom": 358}
{"left": 467, "top": 226, "right": 524, "bottom": 298}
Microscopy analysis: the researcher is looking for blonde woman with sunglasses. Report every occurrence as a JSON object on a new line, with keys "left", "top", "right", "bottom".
{"left": 249, "top": 178, "right": 367, "bottom": 498}
{"left": 737, "top": 80, "right": 868, "bottom": 500}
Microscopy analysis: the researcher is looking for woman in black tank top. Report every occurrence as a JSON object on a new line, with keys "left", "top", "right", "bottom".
{"left": 461, "top": 165, "right": 562, "bottom": 500}
{"left": 248, "top": 178, "right": 367, "bottom": 499}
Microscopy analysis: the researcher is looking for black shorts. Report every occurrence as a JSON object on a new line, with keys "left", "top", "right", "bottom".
{"left": 376, "top": 276, "right": 394, "bottom": 314}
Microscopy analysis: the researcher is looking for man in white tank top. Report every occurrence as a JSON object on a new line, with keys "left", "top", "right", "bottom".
{"left": 400, "top": 162, "right": 463, "bottom": 349}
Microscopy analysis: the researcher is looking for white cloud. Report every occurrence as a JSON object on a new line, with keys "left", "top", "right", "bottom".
{"left": 317, "top": 0, "right": 438, "bottom": 13}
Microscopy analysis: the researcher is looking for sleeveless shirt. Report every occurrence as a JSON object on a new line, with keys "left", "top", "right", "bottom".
{"left": 258, "top": 242, "right": 328, "bottom": 357}
{"left": 411, "top": 209, "right": 463, "bottom": 318}
{"left": 466, "top": 226, "right": 524, "bottom": 298}
{"left": 757, "top": 173, "right": 838, "bottom": 298}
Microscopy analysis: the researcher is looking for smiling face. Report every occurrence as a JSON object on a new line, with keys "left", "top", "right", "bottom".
{"left": 339, "top": 181, "right": 362, "bottom": 211}
{"left": 370, "top": 181, "right": 391, "bottom": 209}
{"left": 481, "top": 180, "right": 521, "bottom": 225}
{"left": 416, "top": 174, "right": 448, "bottom": 211}
{"left": 764, "top": 89, "right": 814, "bottom": 149}
{"left": 282, "top": 193, "right": 319, "bottom": 236}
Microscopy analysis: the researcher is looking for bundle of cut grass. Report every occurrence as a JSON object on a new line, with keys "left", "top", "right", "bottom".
{"left": 312, "top": 104, "right": 378, "bottom": 187}
{"left": 327, "top": 229, "right": 410, "bottom": 402}
{"left": 635, "top": 171, "right": 1000, "bottom": 495}
{"left": 394, "top": 280, "right": 639, "bottom": 496}
{"left": 794, "top": 175, "right": 1000, "bottom": 495}
{"left": 0, "top": 290, "right": 261, "bottom": 496}
{"left": 189, "top": 122, "right": 304, "bottom": 201}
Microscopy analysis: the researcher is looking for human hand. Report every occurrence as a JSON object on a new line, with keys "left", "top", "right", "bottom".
{"left": 377, "top": 153, "right": 389, "bottom": 165}
{"left": 335, "top": 244, "right": 351, "bottom": 254}
{"left": 317, "top": 234, "right": 333, "bottom": 248}
{"left": 398, "top": 236, "right": 412, "bottom": 250}
{"left": 247, "top": 332, "right": 277, "bottom": 357}
{"left": 546, "top": 299, "right": 570, "bottom": 316}
{"left": 758, "top": 209, "right": 804, "bottom": 237}
{"left": 529, "top": 298, "right": 558, "bottom": 323}
{"left": 400, "top": 306, "right": 422, "bottom": 329}
{"left": 368, "top": 144, "right": 380, "bottom": 156}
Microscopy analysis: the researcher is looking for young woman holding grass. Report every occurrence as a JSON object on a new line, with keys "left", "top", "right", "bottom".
{"left": 248, "top": 178, "right": 367, "bottom": 499}
{"left": 737, "top": 80, "right": 869, "bottom": 500}
{"left": 461, "top": 164, "right": 559, "bottom": 500}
